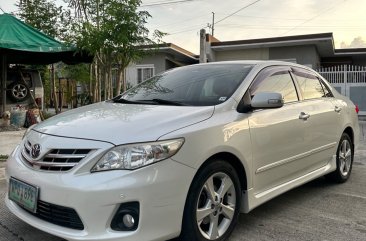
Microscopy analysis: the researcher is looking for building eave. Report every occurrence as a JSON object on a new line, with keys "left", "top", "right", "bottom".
{"left": 209, "top": 33, "right": 336, "bottom": 58}
{"left": 158, "top": 46, "right": 198, "bottom": 62}
{"left": 211, "top": 37, "right": 333, "bottom": 51}
{"left": 334, "top": 48, "right": 366, "bottom": 55}
{"left": 141, "top": 43, "right": 198, "bottom": 63}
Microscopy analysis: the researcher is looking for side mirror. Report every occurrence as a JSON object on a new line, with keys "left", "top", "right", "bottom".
{"left": 251, "top": 92, "right": 284, "bottom": 109}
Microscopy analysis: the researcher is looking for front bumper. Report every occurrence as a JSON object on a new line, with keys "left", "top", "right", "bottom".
{"left": 5, "top": 133, "right": 196, "bottom": 241}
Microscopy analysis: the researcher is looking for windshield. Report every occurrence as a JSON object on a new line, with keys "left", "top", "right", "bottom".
{"left": 119, "top": 64, "right": 253, "bottom": 106}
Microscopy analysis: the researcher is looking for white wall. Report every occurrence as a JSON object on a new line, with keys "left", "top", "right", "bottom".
{"left": 215, "top": 48, "right": 270, "bottom": 61}
{"left": 125, "top": 63, "right": 138, "bottom": 86}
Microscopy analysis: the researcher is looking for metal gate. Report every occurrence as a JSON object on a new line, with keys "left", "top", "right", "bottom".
{"left": 317, "top": 65, "right": 366, "bottom": 115}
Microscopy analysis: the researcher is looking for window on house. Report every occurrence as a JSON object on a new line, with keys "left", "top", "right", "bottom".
{"left": 137, "top": 66, "right": 154, "bottom": 84}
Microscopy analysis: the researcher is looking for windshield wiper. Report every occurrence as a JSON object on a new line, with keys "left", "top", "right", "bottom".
{"left": 137, "top": 98, "right": 187, "bottom": 106}
{"left": 151, "top": 98, "right": 187, "bottom": 106}
{"left": 112, "top": 98, "right": 144, "bottom": 104}
{"left": 113, "top": 97, "right": 187, "bottom": 106}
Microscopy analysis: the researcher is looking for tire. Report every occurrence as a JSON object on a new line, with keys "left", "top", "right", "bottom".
{"left": 180, "top": 160, "right": 241, "bottom": 241}
{"left": 326, "top": 133, "right": 354, "bottom": 183}
{"left": 7, "top": 81, "right": 30, "bottom": 102}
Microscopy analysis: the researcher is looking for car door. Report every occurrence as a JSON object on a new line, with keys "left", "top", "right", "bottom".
{"left": 291, "top": 68, "right": 340, "bottom": 167}
{"left": 247, "top": 66, "right": 309, "bottom": 194}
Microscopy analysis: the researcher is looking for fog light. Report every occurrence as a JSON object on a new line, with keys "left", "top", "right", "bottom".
{"left": 111, "top": 202, "right": 139, "bottom": 231}
{"left": 123, "top": 214, "right": 135, "bottom": 228}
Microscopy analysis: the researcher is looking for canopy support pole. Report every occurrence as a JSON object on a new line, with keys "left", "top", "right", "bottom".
{"left": 1, "top": 54, "right": 6, "bottom": 115}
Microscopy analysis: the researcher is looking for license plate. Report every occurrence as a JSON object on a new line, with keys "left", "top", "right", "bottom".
{"left": 8, "top": 177, "right": 39, "bottom": 213}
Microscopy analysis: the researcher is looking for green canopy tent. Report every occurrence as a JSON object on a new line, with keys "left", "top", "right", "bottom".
{"left": 0, "top": 13, "right": 92, "bottom": 113}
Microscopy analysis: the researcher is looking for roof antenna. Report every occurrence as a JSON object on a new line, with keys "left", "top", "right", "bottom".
{"left": 0, "top": 6, "right": 6, "bottom": 13}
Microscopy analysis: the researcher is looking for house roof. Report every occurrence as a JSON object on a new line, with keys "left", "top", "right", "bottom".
{"left": 158, "top": 43, "right": 198, "bottom": 63}
{"left": 143, "top": 43, "right": 198, "bottom": 63}
{"left": 211, "top": 33, "right": 333, "bottom": 47}
{"left": 210, "top": 32, "right": 336, "bottom": 57}
{"left": 335, "top": 48, "right": 366, "bottom": 55}
{"left": 209, "top": 32, "right": 366, "bottom": 60}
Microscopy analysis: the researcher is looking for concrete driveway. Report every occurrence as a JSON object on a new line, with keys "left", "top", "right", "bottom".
{"left": 0, "top": 130, "right": 25, "bottom": 156}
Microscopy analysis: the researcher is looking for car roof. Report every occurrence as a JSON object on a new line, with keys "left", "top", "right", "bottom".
{"left": 192, "top": 60, "right": 315, "bottom": 73}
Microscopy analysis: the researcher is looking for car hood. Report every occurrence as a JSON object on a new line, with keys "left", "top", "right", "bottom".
{"left": 33, "top": 102, "right": 214, "bottom": 145}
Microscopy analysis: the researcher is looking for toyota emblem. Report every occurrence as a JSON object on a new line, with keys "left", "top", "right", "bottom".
{"left": 31, "top": 144, "right": 41, "bottom": 159}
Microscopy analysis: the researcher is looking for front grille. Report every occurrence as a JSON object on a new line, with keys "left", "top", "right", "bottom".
{"left": 22, "top": 200, "right": 84, "bottom": 230}
{"left": 21, "top": 140, "right": 92, "bottom": 171}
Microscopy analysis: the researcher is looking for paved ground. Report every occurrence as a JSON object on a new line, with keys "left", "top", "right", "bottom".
{"left": 229, "top": 156, "right": 366, "bottom": 241}
{"left": 0, "top": 163, "right": 5, "bottom": 181}
{"left": 0, "top": 126, "right": 365, "bottom": 241}
{"left": 0, "top": 130, "right": 25, "bottom": 156}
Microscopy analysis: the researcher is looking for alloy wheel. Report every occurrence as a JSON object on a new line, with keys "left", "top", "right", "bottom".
{"left": 12, "top": 84, "right": 28, "bottom": 99}
{"left": 196, "top": 172, "right": 236, "bottom": 240}
{"left": 339, "top": 139, "right": 352, "bottom": 176}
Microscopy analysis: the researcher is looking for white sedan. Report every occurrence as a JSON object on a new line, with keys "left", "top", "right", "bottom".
{"left": 5, "top": 61, "right": 359, "bottom": 241}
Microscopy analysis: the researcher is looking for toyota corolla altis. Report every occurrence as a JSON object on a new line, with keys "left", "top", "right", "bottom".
{"left": 5, "top": 61, "right": 359, "bottom": 241}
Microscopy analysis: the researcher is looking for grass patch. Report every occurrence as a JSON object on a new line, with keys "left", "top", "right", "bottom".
{"left": 0, "top": 155, "right": 9, "bottom": 161}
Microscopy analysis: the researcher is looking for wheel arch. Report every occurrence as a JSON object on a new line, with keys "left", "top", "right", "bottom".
{"left": 180, "top": 152, "right": 246, "bottom": 240}
{"left": 343, "top": 126, "right": 354, "bottom": 146}
{"left": 196, "top": 152, "right": 248, "bottom": 191}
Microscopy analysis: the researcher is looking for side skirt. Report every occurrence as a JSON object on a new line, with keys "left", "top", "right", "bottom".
{"left": 240, "top": 155, "right": 337, "bottom": 213}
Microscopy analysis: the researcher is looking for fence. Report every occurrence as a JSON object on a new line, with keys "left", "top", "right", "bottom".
{"left": 317, "top": 65, "right": 366, "bottom": 115}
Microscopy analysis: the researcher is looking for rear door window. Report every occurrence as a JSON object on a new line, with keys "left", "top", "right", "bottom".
{"left": 319, "top": 79, "right": 333, "bottom": 97}
{"left": 293, "top": 71, "right": 325, "bottom": 99}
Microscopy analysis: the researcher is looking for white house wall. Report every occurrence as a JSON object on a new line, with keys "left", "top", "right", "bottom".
{"left": 269, "top": 45, "right": 320, "bottom": 69}
{"left": 125, "top": 63, "right": 138, "bottom": 86}
{"left": 211, "top": 45, "right": 321, "bottom": 69}
{"left": 214, "top": 48, "right": 270, "bottom": 61}
{"left": 125, "top": 53, "right": 167, "bottom": 86}
{"left": 137, "top": 53, "right": 166, "bottom": 75}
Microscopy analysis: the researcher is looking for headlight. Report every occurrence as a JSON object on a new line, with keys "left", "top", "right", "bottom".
{"left": 23, "top": 124, "right": 36, "bottom": 139}
{"left": 91, "top": 138, "right": 184, "bottom": 172}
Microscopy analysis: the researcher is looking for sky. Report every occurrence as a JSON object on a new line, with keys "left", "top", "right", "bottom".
{"left": 1, "top": 0, "right": 366, "bottom": 54}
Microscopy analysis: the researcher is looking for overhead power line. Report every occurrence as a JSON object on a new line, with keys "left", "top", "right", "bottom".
{"left": 214, "top": 13, "right": 307, "bottom": 21}
{"left": 215, "top": 24, "right": 366, "bottom": 31}
{"left": 149, "top": 13, "right": 211, "bottom": 29}
{"left": 167, "top": 23, "right": 207, "bottom": 35}
{"left": 215, "top": 0, "right": 262, "bottom": 25}
{"left": 141, "top": 0, "right": 198, "bottom": 7}
{"left": 281, "top": 0, "right": 349, "bottom": 36}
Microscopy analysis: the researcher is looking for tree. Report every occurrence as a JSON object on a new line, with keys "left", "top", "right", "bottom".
{"left": 340, "top": 36, "right": 366, "bottom": 48}
{"left": 103, "top": 1, "right": 164, "bottom": 94}
{"left": 17, "top": 0, "right": 65, "bottom": 39}
{"left": 16, "top": 0, "right": 72, "bottom": 113}
{"left": 17, "top": 0, "right": 163, "bottom": 107}
{"left": 67, "top": 0, "right": 164, "bottom": 101}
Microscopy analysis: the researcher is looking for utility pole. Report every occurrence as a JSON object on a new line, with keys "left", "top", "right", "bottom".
{"left": 211, "top": 12, "right": 215, "bottom": 36}
{"left": 199, "top": 29, "right": 207, "bottom": 63}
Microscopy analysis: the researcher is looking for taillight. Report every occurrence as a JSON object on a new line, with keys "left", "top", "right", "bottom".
{"left": 355, "top": 105, "right": 359, "bottom": 114}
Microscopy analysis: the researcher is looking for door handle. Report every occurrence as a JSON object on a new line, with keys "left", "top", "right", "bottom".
{"left": 299, "top": 112, "right": 310, "bottom": 120}
{"left": 334, "top": 106, "right": 342, "bottom": 113}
